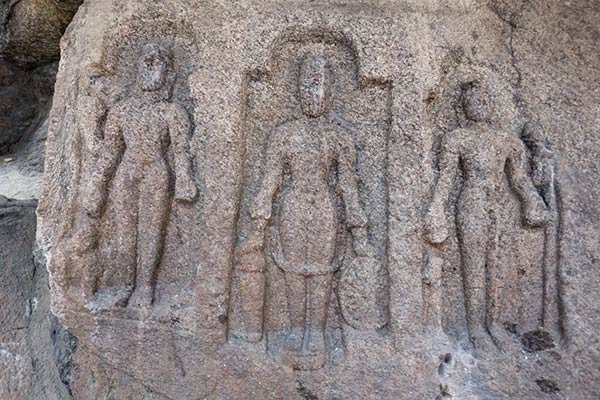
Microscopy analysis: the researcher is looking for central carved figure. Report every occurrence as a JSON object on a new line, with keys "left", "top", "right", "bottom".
{"left": 249, "top": 53, "right": 370, "bottom": 370}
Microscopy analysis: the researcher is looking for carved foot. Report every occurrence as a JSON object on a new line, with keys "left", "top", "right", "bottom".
{"left": 127, "top": 287, "right": 153, "bottom": 310}
{"left": 242, "top": 329, "right": 263, "bottom": 344}
{"left": 282, "top": 329, "right": 328, "bottom": 370}
{"left": 282, "top": 348, "right": 328, "bottom": 371}
{"left": 80, "top": 281, "right": 97, "bottom": 301}
{"left": 283, "top": 328, "right": 303, "bottom": 353}
{"left": 470, "top": 329, "right": 498, "bottom": 358}
{"left": 150, "top": 302, "right": 174, "bottom": 322}
{"left": 88, "top": 288, "right": 131, "bottom": 312}
{"left": 489, "top": 324, "right": 518, "bottom": 353}
{"left": 306, "top": 330, "right": 326, "bottom": 354}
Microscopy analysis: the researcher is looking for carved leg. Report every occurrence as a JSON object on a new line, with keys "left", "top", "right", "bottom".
{"left": 128, "top": 172, "right": 171, "bottom": 309}
{"left": 94, "top": 174, "right": 138, "bottom": 310}
{"left": 70, "top": 215, "right": 99, "bottom": 298}
{"left": 457, "top": 205, "right": 497, "bottom": 355}
{"left": 282, "top": 273, "right": 332, "bottom": 371}
{"left": 77, "top": 250, "right": 99, "bottom": 300}
{"left": 284, "top": 272, "right": 306, "bottom": 352}
{"left": 486, "top": 210, "right": 517, "bottom": 352}
{"left": 239, "top": 270, "right": 265, "bottom": 343}
{"left": 305, "top": 273, "right": 332, "bottom": 360}
{"left": 236, "top": 222, "right": 267, "bottom": 342}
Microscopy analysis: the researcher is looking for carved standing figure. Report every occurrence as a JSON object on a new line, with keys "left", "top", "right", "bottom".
{"left": 426, "top": 82, "right": 549, "bottom": 354}
{"left": 84, "top": 43, "right": 196, "bottom": 310}
{"left": 241, "top": 53, "right": 370, "bottom": 370}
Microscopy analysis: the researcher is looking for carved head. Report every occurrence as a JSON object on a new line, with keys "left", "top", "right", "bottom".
{"left": 299, "top": 53, "right": 333, "bottom": 118}
{"left": 461, "top": 81, "right": 492, "bottom": 122}
{"left": 139, "top": 43, "right": 172, "bottom": 92}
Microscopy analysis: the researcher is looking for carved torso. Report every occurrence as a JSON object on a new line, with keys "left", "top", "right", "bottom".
{"left": 113, "top": 97, "right": 172, "bottom": 169}
{"left": 269, "top": 119, "right": 352, "bottom": 274}
{"left": 281, "top": 120, "right": 336, "bottom": 193}
{"left": 451, "top": 127, "right": 517, "bottom": 206}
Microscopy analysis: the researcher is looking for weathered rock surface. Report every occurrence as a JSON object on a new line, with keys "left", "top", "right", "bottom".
{"left": 0, "top": 0, "right": 82, "bottom": 196}
{"left": 0, "top": 197, "right": 75, "bottom": 399}
{"left": 1, "top": 0, "right": 82, "bottom": 68}
{"left": 37, "top": 0, "right": 599, "bottom": 399}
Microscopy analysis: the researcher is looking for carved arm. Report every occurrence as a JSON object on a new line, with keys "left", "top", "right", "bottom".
{"left": 84, "top": 108, "right": 124, "bottom": 218}
{"left": 425, "top": 133, "right": 459, "bottom": 244}
{"left": 507, "top": 137, "right": 550, "bottom": 227}
{"left": 250, "top": 130, "right": 284, "bottom": 221}
{"left": 170, "top": 104, "right": 197, "bottom": 202}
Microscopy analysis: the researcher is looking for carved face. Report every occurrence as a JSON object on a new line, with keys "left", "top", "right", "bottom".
{"left": 139, "top": 44, "right": 170, "bottom": 92}
{"left": 462, "top": 84, "right": 492, "bottom": 122}
{"left": 299, "top": 55, "right": 333, "bottom": 118}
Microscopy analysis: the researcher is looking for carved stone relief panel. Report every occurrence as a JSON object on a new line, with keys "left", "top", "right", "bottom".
{"left": 34, "top": 1, "right": 597, "bottom": 398}
{"left": 229, "top": 31, "right": 391, "bottom": 370}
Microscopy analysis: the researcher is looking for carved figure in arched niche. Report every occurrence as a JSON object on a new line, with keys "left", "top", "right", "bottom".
{"left": 239, "top": 52, "right": 373, "bottom": 370}
{"left": 83, "top": 43, "right": 197, "bottom": 310}
{"left": 425, "top": 81, "right": 549, "bottom": 355}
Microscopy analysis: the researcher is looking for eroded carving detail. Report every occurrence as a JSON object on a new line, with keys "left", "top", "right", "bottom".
{"left": 81, "top": 43, "right": 197, "bottom": 310}
{"left": 425, "top": 81, "right": 550, "bottom": 355}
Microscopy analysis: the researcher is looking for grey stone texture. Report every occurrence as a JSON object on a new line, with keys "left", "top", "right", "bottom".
{"left": 0, "top": 59, "right": 55, "bottom": 157}
{"left": 0, "top": 197, "right": 75, "bottom": 399}
{"left": 37, "top": 0, "right": 599, "bottom": 399}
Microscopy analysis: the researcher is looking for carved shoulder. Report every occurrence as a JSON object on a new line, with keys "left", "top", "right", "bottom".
{"left": 333, "top": 124, "right": 355, "bottom": 152}
{"left": 505, "top": 132, "right": 526, "bottom": 153}
{"left": 440, "top": 129, "right": 465, "bottom": 154}
{"left": 275, "top": 118, "right": 302, "bottom": 133}
{"left": 108, "top": 100, "right": 128, "bottom": 118}
{"left": 168, "top": 102, "right": 190, "bottom": 121}
{"left": 104, "top": 101, "right": 128, "bottom": 130}
{"left": 269, "top": 120, "right": 297, "bottom": 148}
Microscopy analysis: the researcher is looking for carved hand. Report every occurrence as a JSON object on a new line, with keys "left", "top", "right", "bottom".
{"left": 352, "top": 227, "right": 375, "bottom": 258}
{"left": 249, "top": 198, "right": 271, "bottom": 221}
{"left": 234, "top": 235, "right": 265, "bottom": 272}
{"left": 175, "top": 178, "right": 197, "bottom": 202}
{"left": 425, "top": 204, "right": 449, "bottom": 244}
{"left": 72, "top": 217, "right": 98, "bottom": 254}
{"left": 524, "top": 195, "right": 550, "bottom": 227}
{"left": 83, "top": 187, "right": 104, "bottom": 219}
{"left": 235, "top": 238, "right": 260, "bottom": 258}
